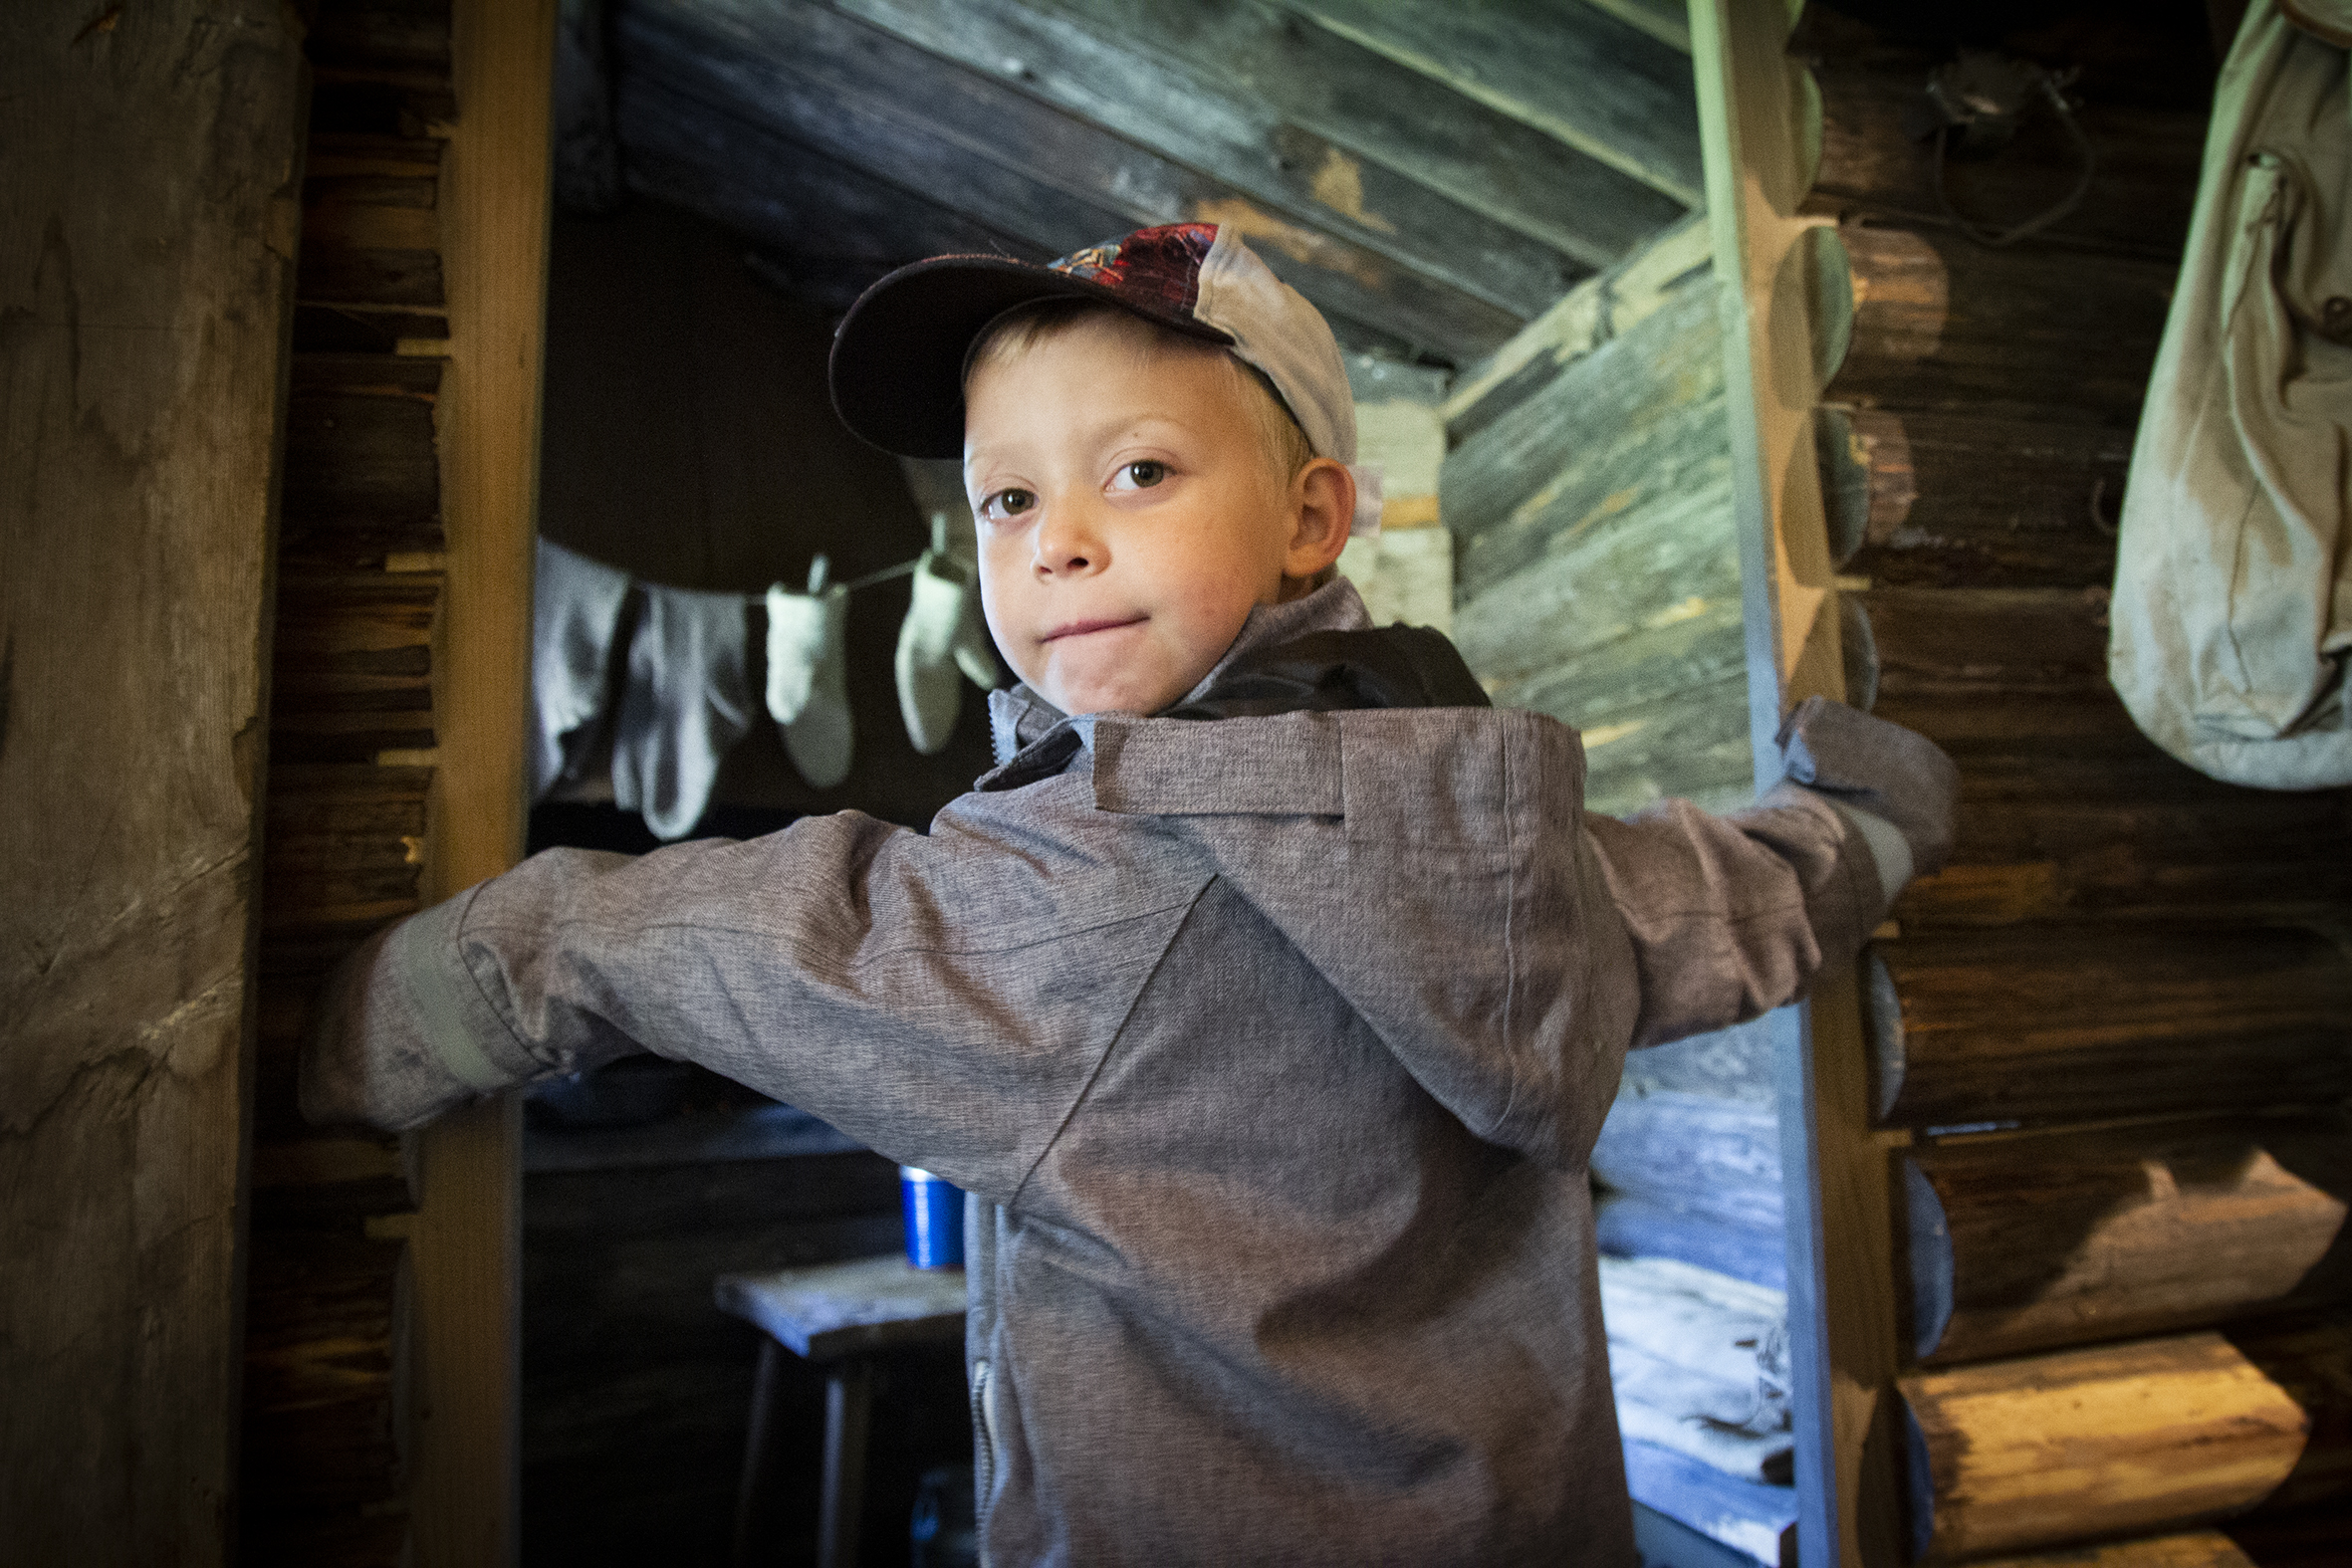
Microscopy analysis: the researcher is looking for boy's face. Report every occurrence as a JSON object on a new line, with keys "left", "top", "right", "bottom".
{"left": 962, "top": 314, "right": 1351, "bottom": 717}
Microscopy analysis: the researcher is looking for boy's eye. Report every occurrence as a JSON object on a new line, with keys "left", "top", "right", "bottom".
{"left": 1112, "top": 460, "right": 1168, "bottom": 491}
{"left": 981, "top": 488, "right": 1036, "bottom": 522}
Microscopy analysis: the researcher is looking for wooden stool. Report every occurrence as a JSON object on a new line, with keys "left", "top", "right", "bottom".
{"left": 717, "top": 1253, "right": 968, "bottom": 1568}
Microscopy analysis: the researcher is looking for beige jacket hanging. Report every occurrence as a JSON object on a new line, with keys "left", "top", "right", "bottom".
{"left": 2111, "top": 0, "right": 2352, "bottom": 787}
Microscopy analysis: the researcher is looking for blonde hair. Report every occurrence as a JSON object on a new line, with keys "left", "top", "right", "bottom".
{"left": 965, "top": 299, "right": 1316, "bottom": 485}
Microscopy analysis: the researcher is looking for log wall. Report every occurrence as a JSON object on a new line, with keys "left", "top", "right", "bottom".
{"left": 1443, "top": 214, "right": 1754, "bottom": 815}
{"left": 1785, "top": 5, "right": 2352, "bottom": 1558}
{"left": 1, "top": 5, "right": 307, "bottom": 1561}
{"left": 240, "top": 3, "right": 457, "bottom": 1560}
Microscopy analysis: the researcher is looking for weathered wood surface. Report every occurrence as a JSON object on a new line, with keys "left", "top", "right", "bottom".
{"left": 1795, "top": 8, "right": 2206, "bottom": 262}
{"left": 653, "top": 0, "right": 1609, "bottom": 307}
{"left": 1826, "top": 224, "right": 2176, "bottom": 426}
{"left": 658, "top": 0, "right": 1534, "bottom": 359}
{"left": 401, "top": 3, "right": 555, "bottom": 1562}
{"left": 1964, "top": 1532, "right": 2258, "bottom": 1568}
{"left": 1593, "top": 1091, "right": 1785, "bottom": 1232}
{"left": 0, "top": 4, "right": 306, "bottom": 1562}
{"left": 1867, "top": 927, "right": 2352, "bottom": 1128}
{"left": 1858, "top": 587, "right": 2352, "bottom": 922}
{"left": 1904, "top": 1115, "right": 2352, "bottom": 1365}
{"left": 1899, "top": 1318, "right": 2352, "bottom": 1561}
{"left": 1444, "top": 212, "right": 1713, "bottom": 443}
{"left": 1696, "top": 8, "right": 1902, "bottom": 1564}
{"left": 1290, "top": 0, "right": 1705, "bottom": 205}
{"left": 1597, "top": 1196, "right": 1788, "bottom": 1294}
{"left": 1444, "top": 265, "right": 1749, "bottom": 813}
{"left": 1819, "top": 405, "right": 2128, "bottom": 589}
{"left": 1045, "top": 0, "right": 1684, "bottom": 270}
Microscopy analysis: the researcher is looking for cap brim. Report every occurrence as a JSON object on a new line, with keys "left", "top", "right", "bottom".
{"left": 828, "top": 253, "right": 1231, "bottom": 461}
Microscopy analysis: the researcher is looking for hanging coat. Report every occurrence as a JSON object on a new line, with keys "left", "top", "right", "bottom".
{"left": 2110, "top": 0, "right": 2352, "bottom": 788}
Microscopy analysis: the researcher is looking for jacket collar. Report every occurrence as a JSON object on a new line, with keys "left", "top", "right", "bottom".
{"left": 985, "top": 579, "right": 1374, "bottom": 771}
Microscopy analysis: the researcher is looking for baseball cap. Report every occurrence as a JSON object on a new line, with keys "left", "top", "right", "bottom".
{"left": 828, "top": 223, "right": 1384, "bottom": 537}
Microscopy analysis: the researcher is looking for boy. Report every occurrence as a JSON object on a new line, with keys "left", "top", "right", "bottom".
{"left": 307, "top": 224, "right": 1955, "bottom": 1565}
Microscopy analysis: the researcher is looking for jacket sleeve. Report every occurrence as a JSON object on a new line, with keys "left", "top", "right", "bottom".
{"left": 1581, "top": 697, "right": 1957, "bottom": 1049}
{"left": 299, "top": 801, "right": 1210, "bottom": 1200}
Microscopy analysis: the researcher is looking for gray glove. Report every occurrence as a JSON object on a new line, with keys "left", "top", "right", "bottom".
{"left": 1775, "top": 696, "right": 1959, "bottom": 877}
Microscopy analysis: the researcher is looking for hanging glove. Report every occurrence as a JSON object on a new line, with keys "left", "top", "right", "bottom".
{"left": 894, "top": 515, "right": 1005, "bottom": 754}
{"left": 765, "top": 556, "right": 853, "bottom": 789}
{"left": 610, "top": 582, "right": 754, "bottom": 840}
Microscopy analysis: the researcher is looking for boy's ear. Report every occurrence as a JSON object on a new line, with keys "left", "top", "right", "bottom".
{"left": 1283, "top": 458, "right": 1355, "bottom": 580}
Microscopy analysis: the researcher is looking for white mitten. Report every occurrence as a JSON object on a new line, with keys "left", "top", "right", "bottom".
{"left": 894, "top": 541, "right": 1003, "bottom": 754}
{"left": 765, "top": 557, "right": 853, "bottom": 789}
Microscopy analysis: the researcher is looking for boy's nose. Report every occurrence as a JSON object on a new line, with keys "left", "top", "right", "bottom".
{"left": 1031, "top": 504, "right": 1105, "bottom": 578}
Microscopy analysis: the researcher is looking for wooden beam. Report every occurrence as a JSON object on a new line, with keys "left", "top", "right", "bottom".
{"left": 713, "top": 0, "right": 1535, "bottom": 357}
{"left": 1018, "top": 0, "right": 1686, "bottom": 271}
{"left": 1290, "top": 0, "right": 1705, "bottom": 205}
{"left": 1694, "top": 4, "right": 1905, "bottom": 1565}
{"left": 0, "top": 4, "right": 305, "bottom": 1561}
{"left": 1898, "top": 1318, "right": 2352, "bottom": 1561}
{"left": 1798, "top": 7, "right": 2204, "bottom": 263}
{"left": 401, "top": 0, "right": 557, "bottom": 1563}
{"left": 1904, "top": 1114, "right": 2352, "bottom": 1365}
{"left": 1828, "top": 225, "right": 2176, "bottom": 426}
{"left": 1866, "top": 926, "right": 2352, "bottom": 1129}
{"left": 1966, "top": 1534, "right": 2258, "bottom": 1568}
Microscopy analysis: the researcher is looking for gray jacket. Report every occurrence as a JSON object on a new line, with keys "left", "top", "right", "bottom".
{"left": 305, "top": 582, "right": 1952, "bottom": 1566}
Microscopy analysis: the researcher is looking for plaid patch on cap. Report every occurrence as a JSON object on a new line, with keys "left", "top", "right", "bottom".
{"left": 1047, "top": 224, "right": 1219, "bottom": 322}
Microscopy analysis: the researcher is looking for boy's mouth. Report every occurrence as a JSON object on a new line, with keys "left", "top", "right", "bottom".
{"left": 1042, "top": 615, "right": 1146, "bottom": 643}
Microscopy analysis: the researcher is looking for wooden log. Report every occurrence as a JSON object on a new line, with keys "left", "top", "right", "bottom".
{"left": 1, "top": 3, "right": 307, "bottom": 1559}
{"left": 1576, "top": 673, "right": 1757, "bottom": 818}
{"left": 1593, "top": 1090, "right": 1785, "bottom": 1232}
{"left": 1031, "top": 0, "right": 1682, "bottom": 271}
{"left": 637, "top": 0, "right": 1591, "bottom": 320}
{"left": 1899, "top": 1318, "right": 2352, "bottom": 1561}
{"left": 1818, "top": 404, "right": 2127, "bottom": 588}
{"left": 297, "top": 245, "right": 448, "bottom": 310}
{"left": 1828, "top": 223, "right": 2175, "bottom": 427}
{"left": 310, "top": 4, "right": 454, "bottom": 74}
{"left": 240, "top": 1226, "right": 407, "bottom": 1513}
{"left": 294, "top": 305, "right": 450, "bottom": 353}
{"left": 306, "top": 131, "right": 445, "bottom": 181}
{"left": 1962, "top": 1531, "right": 2258, "bottom": 1568}
{"left": 1901, "top": 751, "right": 2352, "bottom": 928}
{"left": 1861, "top": 585, "right": 2147, "bottom": 750}
{"left": 1445, "top": 282, "right": 1725, "bottom": 592}
{"left": 1620, "top": 1438, "right": 1798, "bottom": 1568}
{"left": 1904, "top": 1115, "right": 2352, "bottom": 1365}
{"left": 622, "top": 0, "right": 1528, "bottom": 361}
{"left": 1287, "top": 0, "right": 1706, "bottom": 205}
{"left": 1598, "top": 1195, "right": 1787, "bottom": 1293}
{"left": 283, "top": 389, "right": 441, "bottom": 527}
{"left": 1794, "top": 8, "right": 2205, "bottom": 263}
{"left": 1444, "top": 213, "right": 1714, "bottom": 445}
{"left": 1867, "top": 926, "right": 2352, "bottom": 1128}
{"left": 311, "top": 74, "right": 459, "bottom": 140}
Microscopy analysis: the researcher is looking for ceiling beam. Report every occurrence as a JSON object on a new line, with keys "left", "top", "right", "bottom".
{"left": 1011, "top": 0, "right": 1686, "bottom": 271}
{"left": 820, "top": 0, "right": 1578, "bottom": 322}
{"left": 617, "top": 0, "right": 1520, "bottom": 360}
{"left": 1289, "top": 0, "right": 1705, "bottom": 206}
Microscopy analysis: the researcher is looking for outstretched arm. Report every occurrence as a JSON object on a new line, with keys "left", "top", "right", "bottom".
{"left": 1581, "top": 697, "right": 1956, "bottom": 1049}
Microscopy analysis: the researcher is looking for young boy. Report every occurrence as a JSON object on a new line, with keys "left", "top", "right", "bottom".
{"left": 307, "top": 224, "right": 1955, "bottom": 1565}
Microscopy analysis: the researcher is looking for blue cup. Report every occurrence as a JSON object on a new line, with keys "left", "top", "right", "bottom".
{"left": 899, "top": 1166, "right": 966, "bottom": 1270}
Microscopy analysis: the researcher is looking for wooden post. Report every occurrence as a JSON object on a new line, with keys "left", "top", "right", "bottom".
{"left": 0, "top": 4, "right": 306, "bottom": 1562}
{"left": 402, "top": 2, "right": 556, "bottom": 1564}
{"left": 1690, "top": 2, "right": 1903, "bottom": 1563}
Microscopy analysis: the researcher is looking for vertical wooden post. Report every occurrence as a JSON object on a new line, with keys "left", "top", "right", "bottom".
{"left": 0, "top": 5, "right": 306, "bottom": 1562}
{"left": 403, "top": 2, "right": 556, "bottom": 1563}
{"left": 1690, "top": 2, "right": 1903, "bottom": 1563}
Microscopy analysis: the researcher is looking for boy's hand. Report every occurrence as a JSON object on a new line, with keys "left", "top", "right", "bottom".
{"left": 1775, "top": 697, "right": 1960, "bottom": 880}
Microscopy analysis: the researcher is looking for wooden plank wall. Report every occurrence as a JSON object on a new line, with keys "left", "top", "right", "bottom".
{"left": 240, "top": 4, "right": 456, "bottom": 1559}
{"left": 1725, "top": 4, "right": 2352, "bottom": 1560}
{"left": 1, "top": 5, "right": 308, "bottom": 1562}
{"left": 1442, "top": 214, "right": 1757, "bottom": 815}
{"left": 242, "top": 0, "right": 557, "bottom": 1559}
